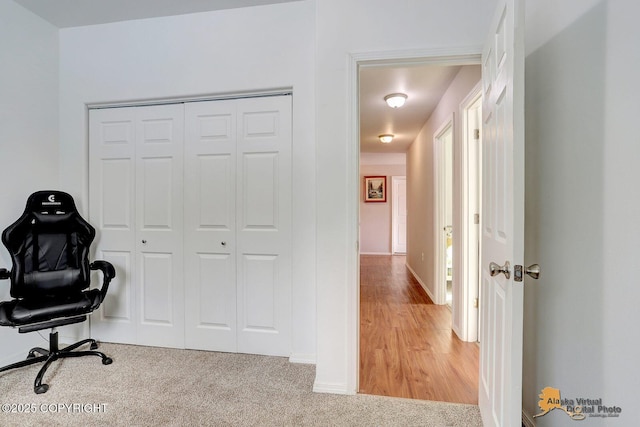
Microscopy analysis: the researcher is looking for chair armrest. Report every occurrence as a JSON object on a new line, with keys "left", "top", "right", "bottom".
{"left": 90, "top": 261, "right": 116, "bottom": 309}
{"left": 0, "top": 268, "right": 9, "bottom": 280}
{"left": 90, "top": 260, "right": 115, "bottom": 280}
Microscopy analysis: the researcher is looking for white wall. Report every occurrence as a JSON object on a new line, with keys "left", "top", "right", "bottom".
{"left": 406, "top": 66, "right": 481, "bottom": 301}
{"left": 0, "top": 0, "right": 59, "bottom": 363}
{"left": 58, "top": 1, "right": 316, "bottom": 362}
{"left": 314, "top": 0, "right": 496, "bottom": 393}
{"left": 523, "top": 0, "right": 640, "bottom": 424}
{"left": 7, "top": 2, "right": 635, "bottom": 419}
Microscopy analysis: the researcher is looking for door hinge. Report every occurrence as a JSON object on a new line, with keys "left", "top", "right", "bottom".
{"left": 473, "top": 298, "right": 479, "bottom": 308}
{"left": 474, "top": 213, "right": 480, "bottom": 224}
{"left": 474, "top": 129, "right": 480, "bottom": 140}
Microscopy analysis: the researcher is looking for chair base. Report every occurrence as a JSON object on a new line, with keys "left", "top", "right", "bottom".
{"left": 0, "top": 330, "right": 112, "bottom": 394}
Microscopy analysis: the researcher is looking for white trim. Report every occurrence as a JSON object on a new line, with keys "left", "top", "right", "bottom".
{"left": 456, "top": 82, "right": 483, "bottom": 342}
{"left": 406, "top": 263, "right": 436, "bottom": 303}
{"left": 346, "top": 52, "right": 360, "bottom": 395}
{"left": 289, "top": 353, "right": 316, "bottom": 364}
{"left": 433, "top": 116, "right": 454, "bottom": 306}
{"left": 353, "top": 46, "right": 483, "bottom": 67}
{"left": 87, "top": 87, "right": 293, "bottom": 110}
{"left": 312, "top": 381, "right": 351, "bottom": 395}
{"left": 348, "top": 46, "right": 483, "bottom": 396}
{"left": 521, "top": 409, "right": 536, "bottom": 427}
{"left": 0, "top": 345, "right": 36, "bottom": 367}
{"left": 360, "top": 252, "right": 393, "bottom": 256}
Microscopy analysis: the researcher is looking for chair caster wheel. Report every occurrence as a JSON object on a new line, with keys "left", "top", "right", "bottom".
{"left": 90, "top": 342, "right": 99, "bottom": 350}
{"left": 35, "top": 384, "right": 49, "bottom": 394}
{"left": 103, "top": 357, "right": 113, "bottom": 365}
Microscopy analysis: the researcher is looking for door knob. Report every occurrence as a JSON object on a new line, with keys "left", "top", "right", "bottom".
{"left": 514, "top": 264, "right": 540, "bottom": 281}
{"left": 489, "top": 261, "right": 510, "bottom": 279}
{"left": 524, "top": 264, "right": 540, "bottom": 279}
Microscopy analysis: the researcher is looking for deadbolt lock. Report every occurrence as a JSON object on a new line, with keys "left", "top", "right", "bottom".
{"left": 514, "top": 264, "right": 540, "bottom": 282}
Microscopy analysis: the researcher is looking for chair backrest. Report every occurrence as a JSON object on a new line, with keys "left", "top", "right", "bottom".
{"left": 2, "top": 191, "right": 95, "bottom": 299}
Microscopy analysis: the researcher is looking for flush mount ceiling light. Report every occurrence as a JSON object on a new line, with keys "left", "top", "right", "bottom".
{"left": 384, "top": 93, "right": 407, "bottom": 108}
{"left": 378, "top": 134, "right": 394, "bottom": 143}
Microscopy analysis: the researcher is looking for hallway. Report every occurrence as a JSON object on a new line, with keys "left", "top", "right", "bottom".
{"left": 359, "top": 255, "right": 478, "bottom": 404}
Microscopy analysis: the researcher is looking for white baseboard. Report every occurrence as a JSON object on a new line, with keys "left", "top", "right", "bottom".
{"left": 0, "top": 330, "right": 48, "bottom": 366}
{"left": 289, "top": 353, "right": 316, "bottom": 364}
{"left": 0, "top": 345, "right": 37, "bottom": 366}
{"left": 406, "top": 263, "right": 436, "bottom": 303}
{"left": 522, "top": 409, "right": 536, "bottom": 427}
{"left": 312, "top": 381, "right": 352, "bottom": 395}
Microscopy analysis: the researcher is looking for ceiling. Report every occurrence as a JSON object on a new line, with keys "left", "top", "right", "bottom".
{"left": 359, "top": 64, "right": 463, "bottom": 154}
{"left": 14, "top": 0, "right": 469, "bottom": 156}
{"left": 13, "top": 0, "right": 301, "bottom": 27}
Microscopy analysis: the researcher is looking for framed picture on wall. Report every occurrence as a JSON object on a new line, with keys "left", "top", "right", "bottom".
{"left": 364, "top": 176, "right": 387, "bottom": 202}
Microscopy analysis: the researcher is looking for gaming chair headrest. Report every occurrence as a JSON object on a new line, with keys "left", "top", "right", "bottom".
{"left": 24, "top": 191, "right": 78, "bottom": 215}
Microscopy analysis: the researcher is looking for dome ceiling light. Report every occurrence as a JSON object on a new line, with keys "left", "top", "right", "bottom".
{"left": 378, "top": 134, "right": 394, "bottom": 143}
{"left": 384, "top": 93, "right": 407, "bottom": 108}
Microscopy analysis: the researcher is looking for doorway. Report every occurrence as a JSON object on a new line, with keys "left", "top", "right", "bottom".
{"left": 348, "top": 3, "right": 525, "bottom": 422}
{"left": 356, "top": 58, "right": 482, "bottom": 403}
{"left": 391, "top": 176, "right": 407, "bottom": 254}
{"left": 434, "top": 118, "right": 454, "bottom": 308}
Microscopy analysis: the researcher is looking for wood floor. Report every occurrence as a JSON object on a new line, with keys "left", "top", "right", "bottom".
{"left": 359, "top": 255, "right": 479, "bottom": 404}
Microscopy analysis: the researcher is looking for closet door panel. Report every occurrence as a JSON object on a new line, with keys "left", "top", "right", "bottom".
{"left": 135, "top": 104, "right": 184, "bottom": 349}
{"left": 184, "top": 100, "right": 237, "bottom": 352}
{"left": 236, "top": 96, "right": 292, "bottom": 357}
{"left": 89, "top": 107, "right": 137, "bottom": 344}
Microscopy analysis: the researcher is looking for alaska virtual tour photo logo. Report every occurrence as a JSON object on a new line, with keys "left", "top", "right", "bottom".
{"left": 533, "top": 387, "right": 622, "bottom": 421}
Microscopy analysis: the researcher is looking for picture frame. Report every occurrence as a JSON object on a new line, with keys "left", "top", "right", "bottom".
{"left": 364, "top": 176, "right": 387, "bottom": 203}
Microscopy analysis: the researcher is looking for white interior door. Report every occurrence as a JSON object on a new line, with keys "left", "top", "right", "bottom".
{"left": 184, "top": 99, "right": 238, "bottom": 352}
{"left": 391, "top": 176, "right": 407, "bottom": 254}
{"left": 478, "top": 0, "right": 525, "bottom": 425}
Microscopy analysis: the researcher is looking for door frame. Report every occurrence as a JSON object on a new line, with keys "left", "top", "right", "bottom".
{"left": 391, "top": 175, "right": 407, "bottom": 254}
{"left": 456, "top": 83, "right": 483, "bottom": 342}
{"left": 347, "top": 47, "right": 482, "bottom": 393}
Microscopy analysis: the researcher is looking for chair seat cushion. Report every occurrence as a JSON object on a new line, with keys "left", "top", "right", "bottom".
{"left": 0, "top": 289, "right": 101, "bottom": 327}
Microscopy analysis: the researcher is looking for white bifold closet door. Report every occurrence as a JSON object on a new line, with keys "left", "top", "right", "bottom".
{"left": 89, "top": 104, "right": 185, "bottom": 348}
{"left": 183, "top": 97, "right": 292, "bottom": 356}
{"left": 89, "top": 95, "right": 292, "bottom": 357}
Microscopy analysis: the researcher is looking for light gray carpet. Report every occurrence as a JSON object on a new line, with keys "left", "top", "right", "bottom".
{"left": 0, "top": 342, "right": 482, "bottom": 426}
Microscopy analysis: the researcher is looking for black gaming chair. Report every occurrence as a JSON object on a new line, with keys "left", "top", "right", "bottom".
{"left": 0, "top": 191, "right": 115, "bottom": 394}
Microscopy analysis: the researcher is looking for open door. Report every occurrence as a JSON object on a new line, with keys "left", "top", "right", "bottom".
{"left": 478, "top": 0, "right": 525, "bottom": 425}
